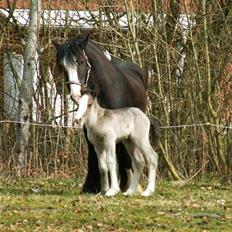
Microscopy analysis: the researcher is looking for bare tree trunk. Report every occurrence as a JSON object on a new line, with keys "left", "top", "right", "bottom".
{"left": 202, "top": 0, "right": 227, "bottom": 172}
{"left": 16, "top": 0, "right": 41, "bottom": 170}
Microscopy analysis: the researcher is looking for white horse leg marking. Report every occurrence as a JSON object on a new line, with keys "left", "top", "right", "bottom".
{"left": 63, "top": 57, "right": 81, "bottom": 102}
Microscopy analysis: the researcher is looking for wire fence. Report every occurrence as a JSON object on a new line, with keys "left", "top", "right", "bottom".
{"left": 0, "top": 118, "right": 231, "bottom": 179}
{"left": 1, "top": 119, "right": 232, "bottom": 130}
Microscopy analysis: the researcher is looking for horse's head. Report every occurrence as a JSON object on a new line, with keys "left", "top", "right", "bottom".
{"left": 53, "top": 34, "right": 91, "bottom": 103}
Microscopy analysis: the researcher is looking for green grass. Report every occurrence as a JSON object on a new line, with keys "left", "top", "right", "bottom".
{"left": 0, "top": 178, "right": 231, "bottom": 231}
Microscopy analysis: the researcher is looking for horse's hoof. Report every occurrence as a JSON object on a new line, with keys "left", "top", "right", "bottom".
{"left": 101, "top": 189, "right": 109, "bottom": 195}
{"left": 105, "top": 188, "right": 120, "bottom": 197}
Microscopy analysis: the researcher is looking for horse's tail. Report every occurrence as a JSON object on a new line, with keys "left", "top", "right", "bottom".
{"left": 149, "top": 117, "right": 161, "bottom": 148}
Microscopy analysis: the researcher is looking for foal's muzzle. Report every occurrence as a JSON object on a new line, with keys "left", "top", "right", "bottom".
{"left": 71, "top": 95, "right": 81, "bottom": 103}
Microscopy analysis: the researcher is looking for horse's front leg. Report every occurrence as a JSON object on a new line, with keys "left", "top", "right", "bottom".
{"left": 105, "top": 141, "right": 120, "bottom": 197}
{"left": 81, "top": 127, "right": 101, "bottom": 194}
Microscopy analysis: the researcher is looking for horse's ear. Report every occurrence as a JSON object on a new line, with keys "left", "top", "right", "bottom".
{"left": 79, "top": 34, "right": 90, "bottom": 49}
{"left": 52, "top": 40, "right": 60, "bottom": 50}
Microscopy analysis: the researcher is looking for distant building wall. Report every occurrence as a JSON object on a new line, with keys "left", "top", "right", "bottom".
{"left": 3, "top": 53, "right": 23, "bottom": 120}
{"left": 0, "top": 0, "right": 197, "bottom": 13}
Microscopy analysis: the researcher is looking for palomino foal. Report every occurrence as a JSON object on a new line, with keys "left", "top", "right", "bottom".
{"left": 75, "top": 90, "right": 158, "bottom": 197}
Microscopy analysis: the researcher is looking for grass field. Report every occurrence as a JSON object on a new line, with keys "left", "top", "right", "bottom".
{"left": 0, "top": 177, "right": 231, "bottom": 231}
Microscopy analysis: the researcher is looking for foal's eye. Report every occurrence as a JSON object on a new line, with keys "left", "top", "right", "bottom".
{"left": 80, "top": 60, "right": 84, "bottom": 64}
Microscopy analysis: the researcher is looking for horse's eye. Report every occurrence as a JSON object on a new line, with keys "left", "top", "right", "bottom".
{"left": 80, "top": 60, "right": 84, "bottom": 64}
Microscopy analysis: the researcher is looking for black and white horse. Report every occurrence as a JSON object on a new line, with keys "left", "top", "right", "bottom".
{"left": 53, "top": 34, "right": 156, "bottom": 193}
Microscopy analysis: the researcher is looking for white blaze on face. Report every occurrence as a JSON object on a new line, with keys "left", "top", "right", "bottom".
{"left": 63, "top": 57, "right": 81, "bottom": 102}
{"left": 74, "top": 94, "right": 90, "bottom": 120}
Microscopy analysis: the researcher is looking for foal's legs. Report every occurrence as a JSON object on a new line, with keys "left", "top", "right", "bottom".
{"left": 105, "top": 140, "right": 120, "bottom": 196}
{"left": 123, "top": 141, "right": 145, "bottom": 196}
{"left": 116, "top": 142, "right": 133, "bottom": 192}
{"left": 137, "top": 141, "right": 158, "bottom": 196}
{"left": 95, "top": 147, "right": 109, "bottom": 194}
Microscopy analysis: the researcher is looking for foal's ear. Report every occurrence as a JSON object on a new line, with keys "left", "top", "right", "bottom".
{"left": 52, "top": 40, "right": 60, "bottom": 50}
{"left": 91, "top": 84, "right": 100, "bottom": 98}
{"left": 79, "top": 34, "right": 90, "bottom": 49}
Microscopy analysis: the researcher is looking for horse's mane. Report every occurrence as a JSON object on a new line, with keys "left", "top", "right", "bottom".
{"left": 56, "top": 35, "right": 106, "bottom": 65}
{"left": 86, "top": 39, "right": 148, "bottom": 87}
{"left": 56, "top": 38, "right": 77, "bottom": 66}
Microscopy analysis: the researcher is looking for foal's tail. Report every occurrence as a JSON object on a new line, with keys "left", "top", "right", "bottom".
{"left": 149, "top": 117, "right": 161, "bottom": 148}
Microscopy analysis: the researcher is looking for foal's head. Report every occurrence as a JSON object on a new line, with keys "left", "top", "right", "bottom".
{"left": 74, "top": 86, "right": 99, "bottom": 121}
{"left": 53, "top": 34, "right": 91, "bottom": 103}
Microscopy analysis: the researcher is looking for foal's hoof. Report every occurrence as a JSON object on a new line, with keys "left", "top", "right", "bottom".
{"left": 105, "top": 188, "right": 120, "bottom": 197}
{"left": 123, "top": 189, "right": 136, "bottom": 196}
{"left": 141, "top": 190, "right": 154, "bottom": 197}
